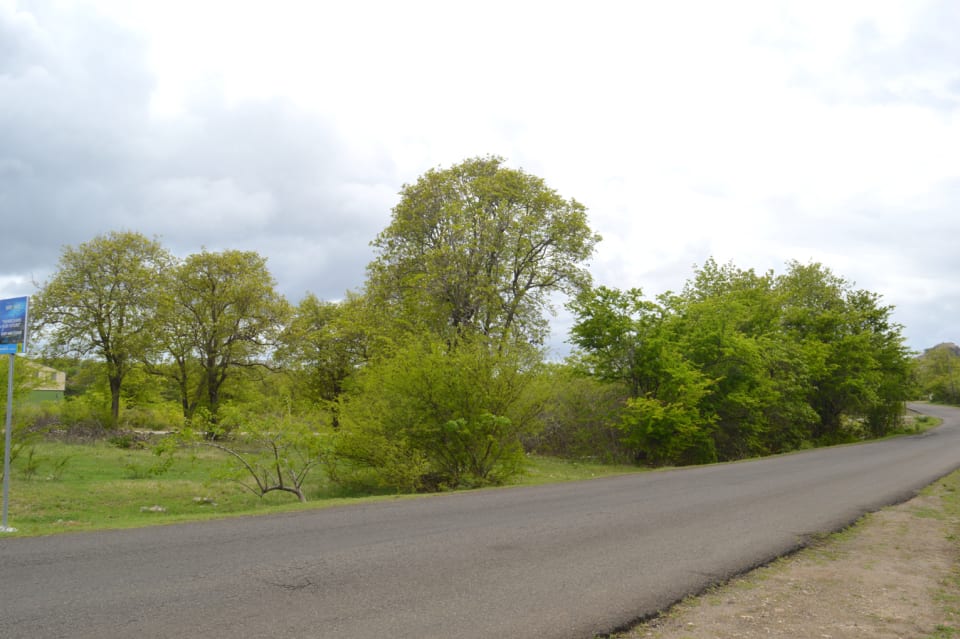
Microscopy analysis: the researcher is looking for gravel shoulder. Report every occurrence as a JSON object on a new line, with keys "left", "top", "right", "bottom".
{"left": 617, "top": 469, "right": 960, "bottom": 639}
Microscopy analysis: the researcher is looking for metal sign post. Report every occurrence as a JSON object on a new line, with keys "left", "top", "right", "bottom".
{"left": 1, "top": 296, "right": 30, "bottom": 533}
{"left": 3, "top": 353, "right": 14, "bottom": 531}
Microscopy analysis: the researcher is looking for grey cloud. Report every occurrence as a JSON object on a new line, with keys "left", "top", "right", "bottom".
{"left": 1, "top": 2, "right": 154, "bottom": 267}
{"left": 132, "top": 98, "right": 398, "bottom": 299}
{"left": 760, "top": 181, "right": 960, "bottom": 351}
{"left": 0, "top": 3, "right": 399, "bottom": 304}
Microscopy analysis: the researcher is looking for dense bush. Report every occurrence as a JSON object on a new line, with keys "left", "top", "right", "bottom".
{"left": 334, "top": 336, "right": 541, "bottom": 491}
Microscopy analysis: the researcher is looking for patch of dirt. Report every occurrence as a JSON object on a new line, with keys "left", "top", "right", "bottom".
{"left": 620, "top": 484, "right": 960, "bottom": 639}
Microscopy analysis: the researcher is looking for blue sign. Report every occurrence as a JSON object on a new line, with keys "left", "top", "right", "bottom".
{"left": 0, "top": 297, "right": 29, "bottom": 354}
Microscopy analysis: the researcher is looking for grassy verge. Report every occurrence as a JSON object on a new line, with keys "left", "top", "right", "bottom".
{"left": 926, "top": 471, "right": 960, "bottom": 637}
{"left": 1, "top": 411, "right": 940, "bottom": 538}
{"left": 0, "top": 441, "right": 641, "bottom": 537}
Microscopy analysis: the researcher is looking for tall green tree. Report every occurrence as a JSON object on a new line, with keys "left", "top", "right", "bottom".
{"left": 366, "top": 156, "right": 600, "bottom": 346}
{"left": 568, "top": 284, "right": 717, "bottom": 465}
{"left": 31, "top": 231, "right": 173, "bottom": 426}
{"left": 776, "top": 261, "right": 911, "bottom": 440}
{"left": 663, "top": 260, "right": 815, "bottom": 458}
{"left": 567, "top": 286, "right": 663, "bottom": 398}
{"left": 568, "top": 259, "right": 912, "bottom": 464}
{"left": 160, "top": 249, "right": 289, "bottom": 421}
{"left": 274, "top": 292, "right": 369, "bottom": 425}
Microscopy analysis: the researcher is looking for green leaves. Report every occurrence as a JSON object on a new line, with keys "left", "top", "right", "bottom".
{"left": 32, "top": 231, "right": 174, "bottom": 426}
{"left": 331, "top": 157, "right": 600, "bottom": 490}
{"left": 159, "top": 249, "right": 290, "bottom": 421}
{"left": 916, "top": 344, "right": 960, "bottom": 404}
{"left": 367, "top": 155, "right": 599, "bottom": 346}
{"left": 569, "top": 259, "right": 913, "bottom": 465}
{"left": 336, "top": 335, "right": 538, "bottom": 490}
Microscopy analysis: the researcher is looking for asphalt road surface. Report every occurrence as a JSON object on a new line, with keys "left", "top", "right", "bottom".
{"left": 3, "top": 403, "right": 960, "bottom": 639}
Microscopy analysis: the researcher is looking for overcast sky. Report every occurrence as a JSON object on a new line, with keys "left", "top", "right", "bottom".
{"left": 2, "top": 0, "right": 958, "bottom": 355}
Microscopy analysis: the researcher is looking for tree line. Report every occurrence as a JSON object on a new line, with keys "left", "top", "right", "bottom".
{"left": 566, "top": 258, "right": 912, "bottom": 465}
{"left": 25, "top": 156, "right": 915, "bottom": 494}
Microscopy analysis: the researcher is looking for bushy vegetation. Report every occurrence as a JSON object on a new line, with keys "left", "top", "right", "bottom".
{"left": 566, "top": 259, "right": 914, "bottom": 466}
{"left": 9, "top": 157, "right": 918, "bottom": 508}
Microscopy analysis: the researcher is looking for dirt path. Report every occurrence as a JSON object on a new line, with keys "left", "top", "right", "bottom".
{"left": 618, "top": 472, "right": 960, "bottom": 639}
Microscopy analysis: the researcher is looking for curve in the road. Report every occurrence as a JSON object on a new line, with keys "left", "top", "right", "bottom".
{"left": 2, "top": 402, "right": 959, "bottom": 639}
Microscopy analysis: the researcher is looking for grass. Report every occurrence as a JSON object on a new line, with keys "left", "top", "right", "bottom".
{"left": 0, "top": 440, "right": 643, "bottom": 537}
{"left": 515, "top": 455, "right": 641, "bottom": 485}
{"left": 0, "top": 411, "right": 941, "bottom": 538}
{"left": 924, "top": 471, "right": 960, "bottom": 637}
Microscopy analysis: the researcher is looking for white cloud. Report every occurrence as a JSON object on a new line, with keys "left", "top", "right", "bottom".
{"left": 2, "top": 0, "right": 958, "bottom": 353}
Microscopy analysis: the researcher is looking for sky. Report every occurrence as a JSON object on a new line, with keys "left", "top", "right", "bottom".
{"left": 1, "top": 0, "right": 958, "bottom": 356}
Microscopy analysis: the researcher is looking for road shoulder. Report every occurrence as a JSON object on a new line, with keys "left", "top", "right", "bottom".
{"left": 618, "top": 469, "right": 960, "bottom": 638}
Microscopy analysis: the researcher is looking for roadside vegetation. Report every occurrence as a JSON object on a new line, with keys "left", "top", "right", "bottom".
{"left": 0, "top": 435, "right": 639, "bottom": 536}
{"left": 2, "top": 156, "right": 939, "bottom": 536}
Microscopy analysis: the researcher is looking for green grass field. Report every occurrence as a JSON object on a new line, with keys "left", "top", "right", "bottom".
{"left": 2, "top": 412, "right": 939, "bottom": 538}
{"left": 1, "top": 440, "right": 641, "bottom": 537}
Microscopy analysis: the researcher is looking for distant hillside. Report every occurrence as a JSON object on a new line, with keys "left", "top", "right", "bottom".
{"left": 922, "top": 342, "right": 960, "bottom": 358}
{"left": 917, "top": 343, "right": 960, "bottom": 404}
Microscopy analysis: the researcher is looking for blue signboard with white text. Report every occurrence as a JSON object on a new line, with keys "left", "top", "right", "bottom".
{"left": 0, "top": 297, "right": 29, "bottom": 354}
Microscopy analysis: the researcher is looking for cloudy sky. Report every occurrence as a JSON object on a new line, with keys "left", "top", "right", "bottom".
{"left": 2, "top": 0, "right": 958, "bottom": 355}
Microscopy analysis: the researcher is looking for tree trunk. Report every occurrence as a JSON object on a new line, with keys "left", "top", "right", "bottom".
{"left": 108, "top": 376, "right": 122, "bottom": 428}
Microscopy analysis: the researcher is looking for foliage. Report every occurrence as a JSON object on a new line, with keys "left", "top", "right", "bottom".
{"left": 122, "top": 435, "right": 176, "bottom": 479}
{"left": 916, "top": 343, "right": 960, "bottom": 404}
{"left": 274, "top": 293, "right": 369, "bottom": 425}
{"left": 366, "top": 155, "right": 600, "bottom": 347}
{"left": 568, "top": 259, "right": 912, "bottom": 465}
{"left": 567, "top": 286, "right": 663, "bottom": 398}
{"left": 615, "top": 341, "right": 717, "bottom": 465}
{"left": 31, "top": 231, "right": 174, "bottom": 426}
{"left": 154, "top": 249, "right": 290, "bottom": 421}
{"left": 335, "top": 335, "right": 542, "bottom": 490}
{"left": 2, "top": 424, "right": 45, "bottom": 481}
{"left": 1, "top": 358, "right": 46, "bottom": 480}
{"left": 522, "top": 364, "right": 631, "bottom": 463}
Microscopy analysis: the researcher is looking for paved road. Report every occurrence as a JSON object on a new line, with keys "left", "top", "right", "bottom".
{"left": 3, "top": 403, "right": 960, "bottom": 639}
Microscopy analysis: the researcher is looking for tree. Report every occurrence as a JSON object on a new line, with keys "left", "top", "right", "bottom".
{"left": 662, "top": 260, "right": 815, "bottom": 458}
{"left": 567, "top": 286, "right": 663, "bottom": 398}
{"left": 149, "top": 288, "right": 203, "bottom": 418}
{"left": 366, "top": 156, "right": 600, "bottom": 346}
{"left": 341, "top": 157, "right": 597, "bottom": 488}
{"left": 568, "top": 259, "right": 912, "bottom": 464}
{"left": 274, "top": 293, "right": 369, "bottom": 425}
{"left": 567, "top": 284, "right": 717, "bottom": 465}
{"left": 776, "top": 261, "right": 911, "bottom": 440}
{"left": 160, "top": 249, "right": 289, "bottom": 422}
{"left": 31, "top": 231, "right": 173, "bottom": 426}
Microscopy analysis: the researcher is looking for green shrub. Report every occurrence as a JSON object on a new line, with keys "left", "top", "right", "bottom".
{"left": 336, "top": 336, "right": 539, "bottom": 490}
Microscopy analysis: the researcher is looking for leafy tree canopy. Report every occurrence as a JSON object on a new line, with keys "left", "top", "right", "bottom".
{"left": 31, "top": 231, "right": 174, "bottom": 425}
{"left": 366, "top": 155, "right": 600, "bottom": 346}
